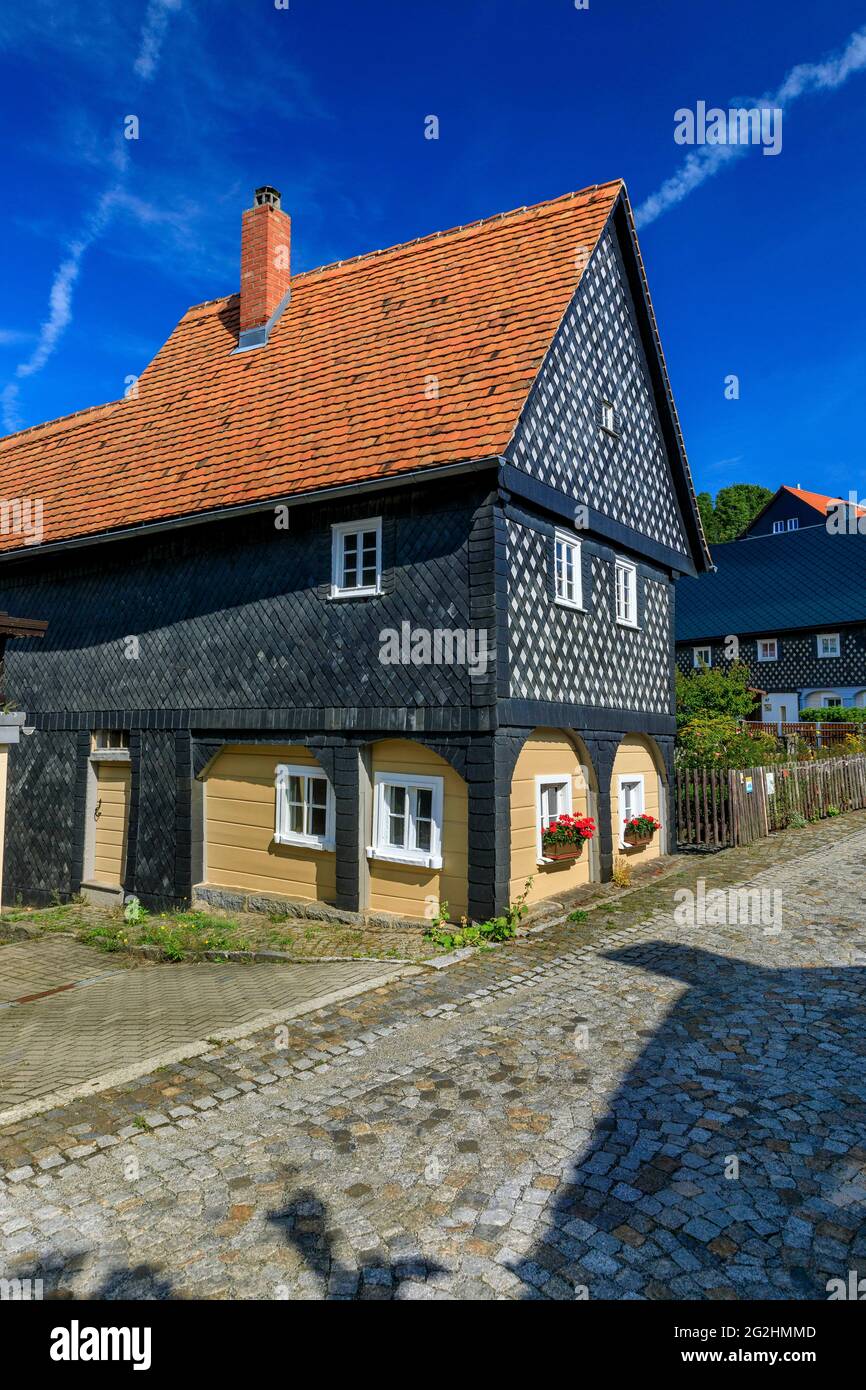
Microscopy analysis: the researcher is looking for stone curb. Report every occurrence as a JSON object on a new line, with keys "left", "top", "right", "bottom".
{"left": 120, "top": 943, "right": 426, "bottom": 968}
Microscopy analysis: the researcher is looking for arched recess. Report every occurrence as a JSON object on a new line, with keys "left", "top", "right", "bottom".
{"left": 610, "top": 734, "right": 668, "bottom": 863}
{"left": 367, "top": 738, "right": 468, "bottom": 922}
{"left": 509, "top": 728, "right": 599, "bottom": 906}
{"left": 854, "top": 691, "right": 866, "bottom": 708}
{"left": 201, "top": 743, "right": 337, "bottom": 903}
{"left": 802, "top": 690, "right": 843, "bottom": 709}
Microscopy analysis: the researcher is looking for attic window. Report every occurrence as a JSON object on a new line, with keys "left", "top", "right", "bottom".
{"left": 92, "top": 730, "right": 129, "bottom": 752}
{"left": 599, "top": 399, "right": 617, "bottom": 435}
{"left": 787, "top": 518, "right": 798, "bottom": 531}
{"left": 330, "top": 518, "right": 382, "bottom": 598}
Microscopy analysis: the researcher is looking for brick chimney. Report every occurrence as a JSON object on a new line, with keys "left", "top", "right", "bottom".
{"left": 238, "top": 186, "right": 291, "bottom": 349}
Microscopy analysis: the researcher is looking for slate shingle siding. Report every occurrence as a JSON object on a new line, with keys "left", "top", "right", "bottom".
{"left": 0, "top": 480, "right": 494, "bottom": 720}
{"left": 675, "top": 629, "right": 866, "bottom": 694}
{"left": 506, "top": 230, "right": 689, "bottom": 560}
{"left": 2, "top": 729, "right": 80, "bottom": 905}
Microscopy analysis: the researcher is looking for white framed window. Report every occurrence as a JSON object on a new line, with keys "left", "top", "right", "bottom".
{"left": 330, "top": 517, "right": 382, "bottom": 597}
{"left": 615, "top": 558, "right": 638, "bottom": 627}
{"left": 554, "top": 529, "right": 583, "bottom": 609}
{"left": 817, "top": 633, "right": 840, "bottom": 658}
{"left": 822, "top": 695, "right": 843, "bottom": 708}
{"left": 535, "top": 773, "right": 573, "bottom": 861}
{"left": 600, "top": 399, "right": 617, "bottom": 434}
{"left": 369, "top": 772, "right": 443, "bottom": 869}
{"left": 772, "top": 520, "right": 785, "bottom": 534}
{"left": 692, "top": 645, "right": 712, "bottom": 668}
{"left": 618, "top": 773, "right": 645, "bottom": 847}
{"left": 92, "top": 730, "right": 129, "bottom": 751}
{"left": 275, "top": 764, "right": 335, "bottom": 851}
{"left": 786, "top": 518, "right": 799, "bottom": 531}
{"left": 757, "top": 638, "right": 778, "bottom": 662}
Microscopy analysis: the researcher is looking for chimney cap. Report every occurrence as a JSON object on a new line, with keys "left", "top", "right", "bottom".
{"left": 254, "top": 185, "right": 282, "bottom": 209}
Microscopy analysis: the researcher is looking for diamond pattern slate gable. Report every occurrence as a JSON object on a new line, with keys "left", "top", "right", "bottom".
{"left": 507, "top": 518, "right": 671, "bottom": 713}
{"left": 675, "top": 631, "right": 866, "bottom": 696}
{"left": 507, "top": 231, "right": 688, "bottom": 558}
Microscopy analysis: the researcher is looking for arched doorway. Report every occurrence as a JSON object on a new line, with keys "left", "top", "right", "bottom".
{"left": 610, "top": 734, "right": 667, "bottom": 862}
{"left": 509, "top": 728, "right": 598, "bottom": 906}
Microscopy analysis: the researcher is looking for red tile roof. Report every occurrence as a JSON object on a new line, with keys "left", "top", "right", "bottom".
{"left": 0, "top": 181, "right": 626, "bottom": 554}
{"left": 782, "top": 485, "right": 866, "bottom": 518}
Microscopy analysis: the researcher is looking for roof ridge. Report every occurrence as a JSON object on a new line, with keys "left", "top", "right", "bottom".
{"left": 181, "top": 180, "right": 625, "bottom": 313}
{"left": 0, "top": 395, "right": 123, "bottom": 449}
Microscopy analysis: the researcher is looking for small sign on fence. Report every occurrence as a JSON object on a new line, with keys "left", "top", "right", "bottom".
{"left": 745, "top": 777, "right": 753, "bottom": 794}
{"left": 765, "top": 772, "right": 775, "bottom": 796}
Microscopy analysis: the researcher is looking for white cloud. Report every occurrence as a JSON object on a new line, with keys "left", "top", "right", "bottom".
{"left": 134, "top": 0, "right": 183, "bottom": 81}
{"left": 1, "top": 4, "right": 183, "bottom": 432}
{"left": 636, "top": 25, "right": 866, "bottom": 227}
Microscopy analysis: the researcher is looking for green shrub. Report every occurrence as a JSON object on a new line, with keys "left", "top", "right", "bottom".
{"left": 675, "top": 662, "right": 755, "bottom": 728}
{"left": 676, "top": 715, "right": 778, "bottom": 769}
{"left": 798, "top": 707, "right": 866, "bottom": 723}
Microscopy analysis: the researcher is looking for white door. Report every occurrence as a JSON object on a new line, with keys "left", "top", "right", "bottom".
{"left": 762, "top": 693, "right": 799, "bottom": 724}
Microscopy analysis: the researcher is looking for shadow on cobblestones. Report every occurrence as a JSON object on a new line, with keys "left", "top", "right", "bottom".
{"left": 267, "top": 1189, "right": 447, "bottom": 1299}
{"left": 23, "top": 1254, "right": 177, "bottom": 1300}
{"left": 511, "top": 941, "right": 866, "bottom": 1301}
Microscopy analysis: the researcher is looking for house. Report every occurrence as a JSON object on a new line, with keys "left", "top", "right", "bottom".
{"left": 741, "top": 484, "right": 865, "bottom": 538}
{"left": 0, "top": 181, "right": 709, "bottom": 922}
{"left": 676, "top": 526, "right": 866, "bottom": 722}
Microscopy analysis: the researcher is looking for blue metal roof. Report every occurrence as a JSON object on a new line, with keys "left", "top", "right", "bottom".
{"left": 675, "top": 526, "right": 866, "bottom": 642}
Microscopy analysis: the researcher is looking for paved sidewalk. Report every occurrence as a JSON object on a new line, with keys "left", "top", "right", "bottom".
{"left": 0, "top": 938, "right": 130, "bottom": 1005}
{"left": 0, "top": 955, "right": 411, "bottom": 1118}
{"left": 1, "top": 813, "right": 865, "bottom": 1300}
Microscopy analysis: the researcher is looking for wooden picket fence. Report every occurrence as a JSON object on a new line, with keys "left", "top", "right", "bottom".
{"left": 743, "top": 720, "right": 862, "bottom": 748}
{"left": 675, "top": 754, "right": 866, "bottom": 850}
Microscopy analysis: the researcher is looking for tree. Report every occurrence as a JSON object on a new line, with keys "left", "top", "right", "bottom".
{"left": 675, "top": 661, "right": 756, "bottom": 729}
{"left": 698, "top": 484, "right": 773, "bottom": 543}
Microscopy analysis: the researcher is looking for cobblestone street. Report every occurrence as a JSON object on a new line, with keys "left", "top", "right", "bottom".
{"left": 2, "top": 816, "right": 865, "bottom": 1301}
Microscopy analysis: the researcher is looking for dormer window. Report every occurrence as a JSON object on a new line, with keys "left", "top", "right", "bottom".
{"left": 330, "top": 518, "right": 382, "bottom": 598}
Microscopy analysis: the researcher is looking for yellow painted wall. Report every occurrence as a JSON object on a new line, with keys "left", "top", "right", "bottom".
{"left": 92, "top": 760, "right": 131, "bottom": 886}
{"left": 510, "top": 729, "right": 593, "bottom": 904}
{"left": 368, "top": 740, "right": 468, "bottom": 921}
{"left": 610, "top": 736, "right": 663, "bottom": 862}
{"left": 204, "top": 743, "right": 336, "bottom": 902}
{"left": 0, "top": 746, "right": 8, "bottom": 913}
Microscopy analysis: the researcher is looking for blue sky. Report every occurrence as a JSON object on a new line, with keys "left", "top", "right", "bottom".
{"left": 1, "top": 0, "right": 865, "bottom": 502}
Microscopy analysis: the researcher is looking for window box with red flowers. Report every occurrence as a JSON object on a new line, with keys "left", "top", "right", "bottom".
{"left": 623, "top": 813, "right": 660, "bottom": 847}
{"left": 541, "top": 813, "right": 596, "bottom": 861}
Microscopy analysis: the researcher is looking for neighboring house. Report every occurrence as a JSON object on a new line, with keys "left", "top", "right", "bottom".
{"left": 742, "top": 484, "right": 865, "bottom": 538}
{"left": 676, "top": 527, "right": 866, "bottom": 722}
{"left": 0, "top": 180, "right": 709, "bottom": 920}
